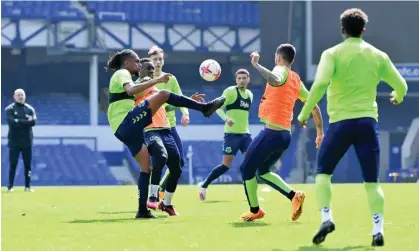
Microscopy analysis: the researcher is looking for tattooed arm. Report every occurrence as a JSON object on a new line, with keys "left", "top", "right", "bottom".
{"left": 250, "top": 51, "right": 285, "bottom": 87}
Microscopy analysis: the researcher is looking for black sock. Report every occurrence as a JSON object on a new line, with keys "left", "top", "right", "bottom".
{"left": 138, "top": 172, "right": 150, "bottom": 211}
{"left": 287, "top": 190, "right": 296, "bottom": 201}
{"left": 250, "top": 206, "right": 260, "bottom": 214}
{"left": 165, "top": 166, "right": 182, "bottom": 193}
{"left": 167, "top": 93, "right": 204, "bottom": 111}
{"left": 202, "top": 164, "right": 229, "bottom": 188}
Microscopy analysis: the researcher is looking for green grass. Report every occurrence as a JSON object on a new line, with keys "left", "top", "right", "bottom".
{"left": 2, "top": 184, "right": 419, "bottom": 251}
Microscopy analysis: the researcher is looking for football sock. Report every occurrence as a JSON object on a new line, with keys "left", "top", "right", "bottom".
{"left": 365, "top": 182, "right": 385, "bottom": 235}
{"left": 138, "top": 172, "right": 150, "bottom": 211}
{"left": 316, "top": 174, "right": 333, "bottom": 222}
{"left": 259, "top": 172, "right": 294, "bottom": 200}
{"left": 243, "top": 177, "right": 259, "bottom": 213}
{"left": 202, "top": 164, "right": 229, "bottom": 188}
{"left": 167, "top": 93, "right": 204, "bottom": 111}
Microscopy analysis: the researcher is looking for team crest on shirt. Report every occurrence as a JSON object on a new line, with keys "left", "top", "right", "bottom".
{"left": 149, "top": 135, "right": 158, "bottom": 142}
{"left": 240, "top": 100, "right": 250, "bottom": 109}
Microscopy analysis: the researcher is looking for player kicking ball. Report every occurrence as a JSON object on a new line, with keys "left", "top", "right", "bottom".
{"left": 198, "top": 69, "right": 253, "bottom": 200}
{"left": 298, "top": 8, "right": 407, "bottom": 246}
{"left": 239, "top": 45, "right": 324, "bottom": 222}
{"left": 106, "top": 49, "right": 225, "bottom": 218}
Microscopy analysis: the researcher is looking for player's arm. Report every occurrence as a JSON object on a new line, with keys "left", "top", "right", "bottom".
{"left": 5, "top": 107, "right": 19, "bottom": 127}
{"left": 215, "top": 88, "right": 234, "bottom": 122}
{"left": 21, "top": 106, "right": 36, "bottom": 127}
{"left": 123, "top": 70, "right": 171, "bottom": 96}
{"left": 299, "top": 82, "right": 324, "bottom": 147}
{"left": 380, "top": 53, "right": 408, "bottom": 104}
{"left": 171, "top": 77, "right": 189, "bottom": 116}
{"left": 133, "top": 77, "right": 152, "bottom": 98}
{"left": 250, "top": 51, "right": 286, "bottom": 87}
{"left": 298, "top": 50, "right": 334, "bottom": 122}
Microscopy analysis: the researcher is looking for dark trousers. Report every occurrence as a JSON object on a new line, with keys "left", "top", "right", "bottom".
{"left": 240, "top": 128, "right": 291, "bottom": 180}
{"left": 8, "top": 146, "right": 32, "bottom": 188}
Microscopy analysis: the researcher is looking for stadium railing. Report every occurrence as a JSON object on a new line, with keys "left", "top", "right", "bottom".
{"left": 402, "top": 117, "right": 419, "bottom": 169}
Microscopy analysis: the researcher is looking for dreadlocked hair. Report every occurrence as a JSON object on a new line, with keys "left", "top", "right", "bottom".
{"left": 105, "top": 49, "right": 135, "bottom": 72}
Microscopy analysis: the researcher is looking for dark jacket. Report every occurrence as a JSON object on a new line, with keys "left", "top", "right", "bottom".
{"left": 5, "top": 102, "right": 37, "bottom": 147}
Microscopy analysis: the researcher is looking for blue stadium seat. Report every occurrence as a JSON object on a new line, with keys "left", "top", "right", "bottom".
{"left": 1, "top": 1, "right": 85, "bottom": 20}
{"left": 1, "top": 144, "right": 119, "bottom": 186}
{"left": 2, "top": 94, "right": 93, "bottom": 125}
{"left": 2, "top": 1, "right": 260, "bottom": 27}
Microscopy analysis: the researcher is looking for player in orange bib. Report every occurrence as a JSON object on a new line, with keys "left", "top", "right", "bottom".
{"left": 134, "top": 58, "right": 204, "bottom": 216}
{"left": 239, "top": 44, "right": 324, "bottom": 222}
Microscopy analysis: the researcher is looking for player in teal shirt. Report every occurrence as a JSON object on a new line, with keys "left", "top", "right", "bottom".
{"left": 197, "top": 69, "right": 253, "bottom": 200}
{"left": 297, "top": 9, "right": 408, "bottom": 246}
{"left": 106, "top": 49, "right": 225, "bottom": 218}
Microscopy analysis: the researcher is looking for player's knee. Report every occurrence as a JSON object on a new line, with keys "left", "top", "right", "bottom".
{"left": 240, "top": 165, "right": 253, "bottom": 180}
{"left": 157, "top": 90, "right": 170, "bottom": 100}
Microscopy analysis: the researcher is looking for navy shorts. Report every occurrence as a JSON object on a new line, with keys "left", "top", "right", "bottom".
{"left": 222, "top": 133, "right": 252, "bottom": 155}
{"left": 114, "top": 100, "right": 153, "bottom": 157}
{"left": 317, "top": 117, "right": 380, "bottom": 182}
{"left": 145, "top": 129, "right": 180, "bottom": 160}
{"left": 170, "top": 127, "right": 185, "bottom": 167}
{"left": 240, "top": 128, "right": 291, "bottom": 180}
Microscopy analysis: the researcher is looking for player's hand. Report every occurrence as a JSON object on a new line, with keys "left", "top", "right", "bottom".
{"left": 390, "top": 97, "right": 399, "bottom": 105}
{"left": 181, "top": 114, "right": 190, "bottom": 127}
{"left": 298, "top": 120, "right": 307, "bottom": 128}
{"left": 315, "top": 134, "right": 324, "bottom": 149}
{"left": 156, "top": 73, "right": 172, "bottom": 83}
{"left": 250, "top": 51, "right": 260, "bottom": 67}
{"left": 191, "top": 92, "right": 205, "bottom": 102}
{"left": 28, "top": 116, "right": 33, "bottom": 121}
{"left": 297, "top": 114, "right": 308, "bottom": 128}
{"left": 390, "top": 91, "right": 401, "bottom": 105}
{"left": 226, "top": 118, "right": 234, "bottom": 127}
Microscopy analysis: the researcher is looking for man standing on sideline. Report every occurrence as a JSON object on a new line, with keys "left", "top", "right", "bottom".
{"left": 5, "top": 89, "right": 37, "bottom": 192}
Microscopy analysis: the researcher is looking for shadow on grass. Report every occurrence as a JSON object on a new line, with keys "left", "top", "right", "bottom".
{"left": 68, "top": 215, "right": 168, "bottom": 224}
{"left": 97, "top": 211, "right": 136, "bottom": 215}
{"left": 294, "top": 245, "right": 374, "bottom": 251}
{"left": 230, "top": 221, "right": 269, "bottom": 228}
{"left": 202, "top": 200, "right": 234, "bottom": 204}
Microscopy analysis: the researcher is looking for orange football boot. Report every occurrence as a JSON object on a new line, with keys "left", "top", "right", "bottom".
{"left": 291, "top": 191, "right": 306, "bottom": 221}
{"left": 240, "top": 208, "right": 265, "bottom": 222}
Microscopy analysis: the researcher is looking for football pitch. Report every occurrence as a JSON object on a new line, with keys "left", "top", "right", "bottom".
{"left": 2, "top": 184, "right": 418, "bottom": 251}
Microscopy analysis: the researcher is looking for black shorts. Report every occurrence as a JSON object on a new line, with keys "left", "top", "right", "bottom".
{"left": 114, "top": 100, "right": 153, "bottom": 157}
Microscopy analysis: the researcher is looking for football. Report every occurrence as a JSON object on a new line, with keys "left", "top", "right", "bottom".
{"left": 199, "top": 59, "right": 221, "bottom": 81}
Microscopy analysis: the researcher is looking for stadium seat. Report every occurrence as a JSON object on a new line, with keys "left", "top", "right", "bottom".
{"left": 1, "top": 144, "right": 119, "bottom": 186}
{"left": 2, "top": 1, "right": 260, "bottom": 27}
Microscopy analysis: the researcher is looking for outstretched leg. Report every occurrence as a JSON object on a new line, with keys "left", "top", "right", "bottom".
{"left": 146, "top": 90, "right": 225, "bottom": 118}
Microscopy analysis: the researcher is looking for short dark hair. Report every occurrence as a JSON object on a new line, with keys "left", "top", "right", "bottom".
{"left": 140, "top": 58, "right": 151, "bottom": 64}
{"left": 276, "top": 44, "right": 296, "bottom": 63}
{"left": 235, "top": 69, "right": 250, "bottom": 77}
{"left": 340, "top": 8, "right": 368, "bottom": 37}
{"left": 148, "top": 46, "right": 164, "bottom": 57}
{"left": 105, "top": 49, "right": 136, "bottom": 72}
